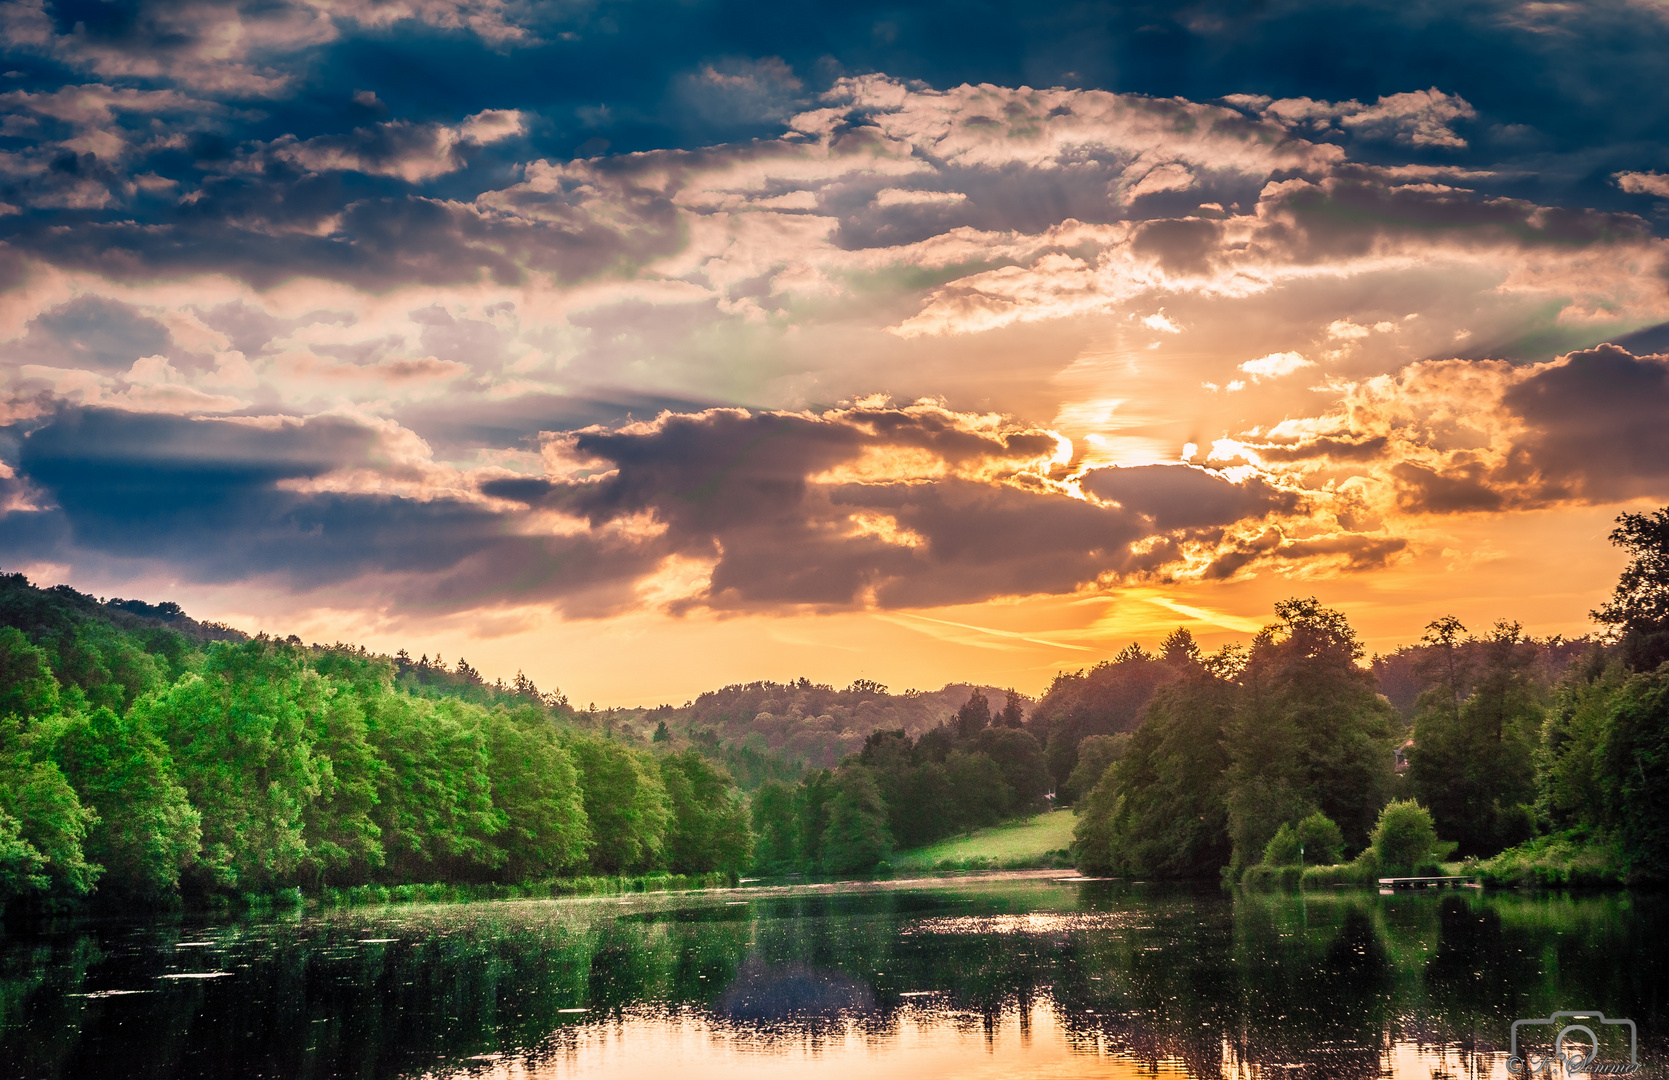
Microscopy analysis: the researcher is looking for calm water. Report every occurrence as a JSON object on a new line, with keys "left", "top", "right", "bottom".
{"left": 2, "top": 872, "right": 1664, "bottom": 1079}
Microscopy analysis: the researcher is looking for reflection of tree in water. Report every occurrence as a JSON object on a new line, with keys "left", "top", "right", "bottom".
{"left": 2, "top": 884, "right": 1667, "bottom": 1078}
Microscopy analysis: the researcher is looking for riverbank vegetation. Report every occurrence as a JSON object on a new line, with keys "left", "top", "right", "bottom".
{"left": 0, "top": 573, "right": 759, "bottom": 912}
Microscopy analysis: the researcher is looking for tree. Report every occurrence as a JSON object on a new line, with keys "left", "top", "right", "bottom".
{"left": 1261, "top": 823, "right": 1302, "bottom": 866}
{"left": 999, "top": 689, "right": 1025, "bottom": 728}
{"left": 0, "top": 628, "right": 60, "bottom": 721}
{"left": 483, "top": 706, "right": 590, "bottom": 880}
{"left": 1296, "top": 811, "right": 1345, "bottom": 865}
{"left": 1599, "top": 667, "right": 1669, "bottom": 880}
{"left": 660, "top": 750, "right": 752, "bottom": 875}
{"left": 0, "top": 717, "right": 98, "bottom": 899}
{"left": 954, "top": 690, "right": 992, "bottom": 739}
{"left": 819, "top": 767, "right": 891, "bottom": 874}
{"left": 1225, "top": 599, "right": 1396, "bottom": 870}
{"left": 1592, "top": 506, "right": 1669, "bottom": 671}
{"left": 1032, "top": 646, "right": 1173, "bottom": 796}
{"left": 1408, "top": 619, "right": 1541, "bottom": 855}
{"left": 1370, "top": 800, "right": 1443, "bottom": 876}
{"left": 1061, "top": 732, "right": 1128, "bottom": 806}
{"left": 136, "top": 641, "right": 325, "bottom": 891}
{"left": 969, "top": 726, "right": 1051, "bottom": 815}
{"left": 363, "top": 693, "right": 502, "bottom": 882}
{"left": 1075, "top": 658, "right": 1234, "bottom": 878}
{"left": 564, "top": 734, "right": 671, "bottom": 874}
{"left": 748, "top": 779, "right": 799, "bottom": 873}
{"left": 50, "top": 706, "right": 200, "bottom": 903}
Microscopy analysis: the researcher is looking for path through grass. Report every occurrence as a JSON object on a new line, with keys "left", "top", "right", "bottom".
{"left": 891, "top": 809, "right": 1078, "bottom": 871}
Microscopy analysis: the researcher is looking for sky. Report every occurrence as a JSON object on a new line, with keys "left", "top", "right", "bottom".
{"left": 3, "top": 0, "right": 1669, "bottom": 706}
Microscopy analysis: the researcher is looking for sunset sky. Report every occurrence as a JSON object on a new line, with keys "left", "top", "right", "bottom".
{"left": 3, "top": 0, "right": 1668, "bottom": 705}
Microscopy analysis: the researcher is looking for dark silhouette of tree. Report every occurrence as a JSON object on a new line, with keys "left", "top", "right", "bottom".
{"left": 1593, "top": 506, "right": 1669, "bottom": 670}
{"left": 955, "top": 690, "right": 992, "bottom": 739}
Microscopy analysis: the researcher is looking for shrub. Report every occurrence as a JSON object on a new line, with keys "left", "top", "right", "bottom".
{"left": 1296, "top": 812, "right": 1345, "bottom": 865}
{"left": 1371, "top": 800, "right": 1448, "bottom": 876}
{"left": 1261, "top": 823, "right": 1302, "bottom": 867}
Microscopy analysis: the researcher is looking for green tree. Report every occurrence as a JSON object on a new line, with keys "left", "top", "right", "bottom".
{"left": 0, "top": 718, "right": 98, "bottom": 899}
{"left": 1599, "top": 666, "right": 1669, "bottom": 880}
{"left": 1592, "top": 506, "right": 1669, "bottom": 671}
{"left": 1296, "top": 811, "right": 1345, "bottom": 865}
{"left": 1226, "top": 599, "right": 1396, "bottom": 870}
{"left": 819, "top": 767, "right": 891, "bottom": 874}
{"left": 954, "top": 690, "right": 992, "bottom": 739}
{"left": 660, "top": 750, "right": 752, "bottom": 875}
{"left": 565, "top": 735, "right": 670, "bottom": 874}
{"left": 136, "top": 641, "right": 324, "bottom": 891}
{"left": 49, "top": 706, "right": 200, "bottom": 903}
{"left": 0, "top": 808, "right": 47, "bottom": 903}
{"left": 945, "top": 751, "right": 1010, "bottom": 829}
{"left": 0, "top": 628, "right": 61, "bottom": 721}
{"left": 1261, "top": 823, "right": 1302, "bottom": 866}
{"left": 1076, "top": 661, "right": 1234, "bottom": 878}
{"left": 1061, "top": 732, "right": 1128, "bottom": 806}
{"left": 1537, "top": 655, "right": 1618, "bottom": 831}
{"left": 483, "top": 706, "right": 590, "bottom": 880}
{"left": 969, "top": 726, "right": 1051, "bottom": 815}
{"left": 1370, "top": 800, "right": 1443, "bottom": 876}
{"left": 364, "top": 694, "right": 503, "bottom": 882}
{"left": 1408, "top": 619, "right": 1541, "bottom": 855}
{"left": 748, "top": 779, "right": 799, "bottom": 873}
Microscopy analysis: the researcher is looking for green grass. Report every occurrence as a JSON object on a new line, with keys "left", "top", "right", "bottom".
{"left": 891, "top": 810, "right": 1078, "bottom": 872}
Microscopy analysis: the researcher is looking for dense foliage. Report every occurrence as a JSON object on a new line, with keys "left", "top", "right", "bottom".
{"left": 1075, "top": 506, "right": 1669, "bottom": 883}
{"left": 745, "top": 693, "right": 1050, "bottom": 875}
{"left": 0, "top": 575, "right": 753, "bottom": 911}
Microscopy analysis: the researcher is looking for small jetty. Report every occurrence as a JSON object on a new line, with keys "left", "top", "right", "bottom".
{"left": 1378, "top": 875, "right": 1479, "bottom": 890}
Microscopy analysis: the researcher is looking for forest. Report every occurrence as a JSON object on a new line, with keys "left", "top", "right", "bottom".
{"left": 0, "top": 575, "right": 752, "bottom": 909}
{"left": 1, "top": 506, "right": 1667, "bottom": 910}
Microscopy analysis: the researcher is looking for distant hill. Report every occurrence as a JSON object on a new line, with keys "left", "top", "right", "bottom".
{"left": 597, "top": 681, "right": 1031, "bottom": 773}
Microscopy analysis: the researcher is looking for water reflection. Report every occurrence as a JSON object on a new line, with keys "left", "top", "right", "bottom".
{"left": 1, "top": 874, "right": 1663, "bottom": 1079}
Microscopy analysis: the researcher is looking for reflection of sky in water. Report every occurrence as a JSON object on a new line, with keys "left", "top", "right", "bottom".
{"left": 439, "top": 1002, "right": 1514, "bottom": 1079}
{"left": 1, "top": 874, "right": 1661, "bottom": 1080}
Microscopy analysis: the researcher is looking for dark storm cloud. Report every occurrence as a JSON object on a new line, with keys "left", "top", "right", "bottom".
{"left": 2, "top": 406, "right": 663, "bottom": 609}
{"left": 1499, "top": 344, "right": 1669, "bottom": 501}
{"left": 484, "top": 407, "right": 1303, "bottom": 610}
{"left": 2, "top": 402, "right": 1308, "bottom": 613}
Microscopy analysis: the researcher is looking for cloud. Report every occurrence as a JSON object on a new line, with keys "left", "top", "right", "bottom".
{"left": 1238, "top": 343, "right": 1669, "bottom": 514}
{"left": 0, "top": 0, "right": 537, "bottom": 94}
{"left": 256, "top": 109, "right": 526, "bottom": 182}
{"left": 1228, "top": 88, "right": 1477, "bottom": 149}
{"left": 1240, "top": 351, "right": 1313, "bottom": 380}
{"left": 0, "top": 398, "right": 1325, "bottom": 617}
{"left": 1616, "top": 171, "right": 1669, "bottom": 198}
{"left": 675, "top": 56, "right": 805, "bottom": 130}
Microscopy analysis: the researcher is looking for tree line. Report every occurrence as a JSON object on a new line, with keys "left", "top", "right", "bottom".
{"left": 0, "top": 574, "right": 750, "bottom": 910}
{"left": 1071, "top": 508, "right": 1669, "bottom": 883}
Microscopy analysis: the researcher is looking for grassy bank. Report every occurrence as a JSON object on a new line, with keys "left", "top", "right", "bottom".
{"left": 891, "top": 809, "right": 1077, "bottom": 872}
{"left": 1468, "top": 829, "right": 1627, "bottom": 888}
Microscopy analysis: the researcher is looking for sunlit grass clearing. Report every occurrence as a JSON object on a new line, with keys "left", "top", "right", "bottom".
{"left": 892, "top": 809, "right": 1078, "bottom": 869}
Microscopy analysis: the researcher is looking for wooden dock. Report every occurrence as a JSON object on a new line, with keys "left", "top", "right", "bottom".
{"left": 1378, "top": 875, "right": 1478, "bottom": 889}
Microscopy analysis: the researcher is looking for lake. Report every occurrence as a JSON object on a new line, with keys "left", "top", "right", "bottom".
{"left": 2, "top": 871, "right": 1663, "bottom": 1079}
